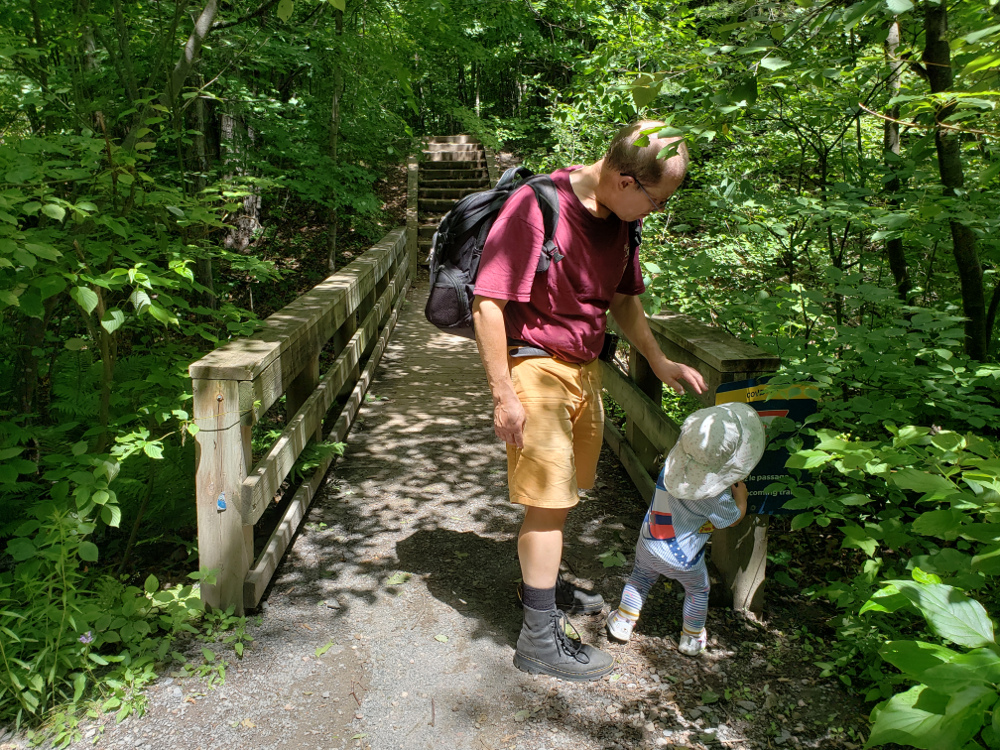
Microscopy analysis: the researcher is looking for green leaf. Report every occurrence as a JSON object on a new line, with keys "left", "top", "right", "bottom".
{"left": 70, "top": 286, "right": 99, "bottom": 315}
{"left": 331, "top": 0, "right": 345, "bottom": 10}
{"left": 143, "top": 442, "right": 164, "bottom": 459}
{"left": 971, "top": 545, "right": 1000, "bottom": 575}
{"left": 631, "top": 77, "right": 662, "bottom": 109}
{"left": 315, "top": 641, "right": 334, "bottom": 657}
{"left": 386, "top": 572, "right": 411, "bottom": 586}
{"left": 791, "top": 512, "right": 814, "bottom": 530}
{"left": 880, "top": 640, "right": 958, "bottom": 680}
{"left": 277, "top": 0, "right": 294, "bottom": 21}
{"left": 760, "top": 56, "right": 791, "bottom": 70}
{"left": 144, "top": 574, "right": 159, "bottom": 594}
{"left": 891, "top": 468, "right": 955, "bottom": 495}
{"left": 41, "top": 204, "right": 66, "bottom": 221}
{"left": 701, "top": 689, "right": 720, "bottom": 704}
{"left": 147, "top": 304, "right": 178, "bottom": 326}
{"left": 730, "top": 77, "right": 758, "bottom": 105}
{"left": 101, "top": 504, "right": 121, "bottom": 528}
{"left": 889, "top": 581, "right": 995, "bottom": 648}
{"left": 885, "top": 0, "right": 913, "bottom": 14}
{"left": 101, "top": 309, "right": 125, "bottom": 334}
{"left": 961, "top": 52, "right": 1000, "bottom": 77}
{"left": 7, "top": 538, "right": 36, "bottom": 561}
{"left": 921, "top": 650, "right": 1000, "bottom": 694}
{"left": 434, "top": 634, "right": 449, "bottom": 643}
{"left": 979, "top": 161, "right": 1000, "bottom": 186}
{"left": 868, "top": 684, "right": 987, "bottom": 750}
{"left": 78, "top": 541, "right": 99, "bottom": 562}
{"left": 912, "top": 509, "right": 965, "bottom": 539}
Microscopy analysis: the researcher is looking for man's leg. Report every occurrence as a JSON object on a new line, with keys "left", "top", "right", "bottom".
{"left": 507, "top": 358, "right": 613, "bottom": 681}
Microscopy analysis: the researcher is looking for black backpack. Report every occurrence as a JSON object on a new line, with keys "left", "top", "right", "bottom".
{"left": 424, "top": 167, "right": 561, "bottom": 339}
{"left": 424, "top": 165, "right": 641, "bottom": 339}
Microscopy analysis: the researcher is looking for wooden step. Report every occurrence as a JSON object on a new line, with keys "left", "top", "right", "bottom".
{"left": 419, "top": 167, "right": 486, "bottom": 179}
{"left": 419, "top": 198, "right": 462, "bottom": 212}
{"left": 423, "top": 143, "right": 481, "bottom": 154}
{"left": 418, "top": 178, "right": 489, "bottom": 189}
{"left": 421, "top": 156, "right": 484, "bottom": 167}
{"left": 418, "top": 187, "right": 481, "bottom": 200}
{"left": 426, "top": 135, "right": 481, "bottom": 145}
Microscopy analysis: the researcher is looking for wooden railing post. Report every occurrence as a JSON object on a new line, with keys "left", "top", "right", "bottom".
{"left": 193, "top": 378, "right": 253, "bottom": 615}
{"left": 604, "top": 311, "right": 780, "bottom": 616}
{"left": 287, "top": 355, "right": 322, "bottom": 442}
{"left": 406, "top": 155, "right": 418, "bottom": 272}
{"left": 626, "top": 349, "right": 662, "bottom": 476}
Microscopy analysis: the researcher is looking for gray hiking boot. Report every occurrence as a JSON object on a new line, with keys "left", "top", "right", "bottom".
{"left": 516, "top": 576, "right": 605, "bottom": 615}
{"left": 512, "top": 606, "right": 615, "bottom": 682}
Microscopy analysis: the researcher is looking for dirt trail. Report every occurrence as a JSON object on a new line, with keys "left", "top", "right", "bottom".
{"left": 19, "top": 278, "right": 868, "bottom": 750}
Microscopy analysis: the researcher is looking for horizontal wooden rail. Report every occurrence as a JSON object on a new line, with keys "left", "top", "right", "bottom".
{"left": 602, "top": 308, "right": 779, "bottom": 614}
{"left": 189, "top": 228, "right": 410, "bottom": 614}
{"left": 240, "top": 255, "right": 409, "bottom": 524}
{"left": 244, "top": 273, "right": 410, "bottom": 608}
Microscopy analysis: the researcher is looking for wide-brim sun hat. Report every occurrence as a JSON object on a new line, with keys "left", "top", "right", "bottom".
{"left": 663, "top": 402, "right": 766, "bottom": 501}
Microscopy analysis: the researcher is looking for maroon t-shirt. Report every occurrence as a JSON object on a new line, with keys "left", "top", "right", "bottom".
{"left": 474, "top": 166, "right": 645, "bottom": 363}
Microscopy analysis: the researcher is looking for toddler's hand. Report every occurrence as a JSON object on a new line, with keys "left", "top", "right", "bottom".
{"left": 732, "top": 481, "right": 748, "bottom": 504}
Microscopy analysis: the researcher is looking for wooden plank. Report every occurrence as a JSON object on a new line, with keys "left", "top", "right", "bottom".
{"left": 406, "top": 156, "right": 419, "bottom": 269}
{"left": 244, "top": 277, "right": 411, "bottom": 607}
{"left": 193, "top": 378, "right": 253, "bottom": 615}
{"left": 600, "top": 361, "right": 680, "bottom": 455}
{"left": 240, "top": 255, "right": 410, "bottom": 525}
{"left": 603, "top": 420, "right": 655, "bottom": 502}
{"left": 484, "top": 148, "right": 499, "bottom": 187}
{"left": 648, "top": 310, "right": 779, "bottom": 373}
{"left": 626, "top": 348, "right": 662, "bottom": 475}
{"left": 231, "top": 236, "right": 406, "bottom": 419}
{"left": 189, "top": 228, "right": 405, "bottom": 382}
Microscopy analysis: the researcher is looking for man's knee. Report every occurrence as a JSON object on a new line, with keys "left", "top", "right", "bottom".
{"left": 521, "top": 505, "right": 570, "bottom": 533}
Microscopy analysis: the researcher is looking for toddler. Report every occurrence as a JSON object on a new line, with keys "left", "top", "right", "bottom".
{"left": 606, "top": 402, "right": 765, "bottom": 656}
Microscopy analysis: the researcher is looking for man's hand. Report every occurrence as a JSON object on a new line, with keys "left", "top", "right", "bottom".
{"left": 650, "top": 357, "right": 707, "bottom": 395}
{"left": 732, "top": 481, "right": 748, "bottom": 521}
{"left": 494, "top": 393, "right": 526, "bottom": 448}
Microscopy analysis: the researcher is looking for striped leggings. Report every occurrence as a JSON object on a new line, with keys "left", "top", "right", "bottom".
{"left": 617, "top": 542, "right": 710, "bottom": 635}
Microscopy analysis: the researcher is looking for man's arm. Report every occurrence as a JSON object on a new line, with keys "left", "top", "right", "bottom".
{"left": 472, "top": 295, "right": 525, "bottom": 447}
{"left": 608, "top": 293, "right": 707, "bottom": 395}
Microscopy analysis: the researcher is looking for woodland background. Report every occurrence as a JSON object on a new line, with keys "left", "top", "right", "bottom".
{"left": 0, "top": 0, "right": 998, "bottom": 747}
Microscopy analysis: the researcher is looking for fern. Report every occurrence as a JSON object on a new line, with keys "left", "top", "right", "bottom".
{"left": 49, "top": 350, "right": 101, "bottom": 423}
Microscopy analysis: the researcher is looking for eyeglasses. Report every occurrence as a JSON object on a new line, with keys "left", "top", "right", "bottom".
{"left": 621, "top": 173, "right": 668, "bottom": 213}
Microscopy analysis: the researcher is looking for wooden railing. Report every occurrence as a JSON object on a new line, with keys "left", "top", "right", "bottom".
{"left": 602, "top": 311, "right": 780, "bottom": 614}
{"left": 189, "top": 228, "right": 410, "bottom": 614}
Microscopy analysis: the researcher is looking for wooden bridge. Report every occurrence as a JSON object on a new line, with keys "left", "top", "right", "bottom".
{"left": 189, "top": 135, "right": 780, "bottom": 618}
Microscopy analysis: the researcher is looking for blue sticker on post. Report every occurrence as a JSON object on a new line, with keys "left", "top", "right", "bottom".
{"left": 715, "top": 377, "right": 818, "bottom": 515}
{"left": 217, "top": 493, "right": 227, "bottom": 511}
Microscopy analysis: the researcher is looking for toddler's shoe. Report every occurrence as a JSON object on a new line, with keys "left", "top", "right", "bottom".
{"left": 605, "top": 609, "right": 635, "bottom": 643}
{"left": 678, "top": 629, "right": 707, "bottom": 656}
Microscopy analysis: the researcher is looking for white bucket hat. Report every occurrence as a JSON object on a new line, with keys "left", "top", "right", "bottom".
{"left": 662, "top": 402, "right": 766, "bottom": 501}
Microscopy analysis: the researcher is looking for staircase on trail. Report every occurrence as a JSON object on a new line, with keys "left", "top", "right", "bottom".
{"left": 417, "top": 135, "right": 490, "bottom": 261}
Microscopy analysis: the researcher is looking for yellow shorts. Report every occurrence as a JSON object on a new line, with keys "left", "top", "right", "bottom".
{"left": 506, "top": 354, "right": 604, "bottom": 508}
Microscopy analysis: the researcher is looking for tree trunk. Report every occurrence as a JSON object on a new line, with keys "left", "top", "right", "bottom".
{"left": 194, "top": 89, "right": 216, "bottom": 308}
{"left": 884, "top": 19, "right": 910, "bottom": 302}
{"left": 327, "top": 5, "right": 345, "bottom": 273}
{"left": 923, "top": 2, "right": 987, "bottom": 360}
{"left": 221, "top": 111, "right": 262, "bottom": 253}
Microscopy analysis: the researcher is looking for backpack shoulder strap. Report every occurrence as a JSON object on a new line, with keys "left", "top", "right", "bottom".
{"left": 525, "top": 175, "right": 562, "bottom": 272}
{"left": 628, "top": 219, "right": 642, "bottom": 253}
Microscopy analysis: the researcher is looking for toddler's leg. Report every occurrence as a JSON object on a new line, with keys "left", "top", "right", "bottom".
{"left": 607, "top": 545, "right": 660, "bottom": 643}
{"left": 671, "top": 559, "right": 710, "bottom": 655}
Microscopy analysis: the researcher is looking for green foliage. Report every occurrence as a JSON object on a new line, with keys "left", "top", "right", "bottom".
{"left": 864, "top": 571, "right": 999, "bottom": 750}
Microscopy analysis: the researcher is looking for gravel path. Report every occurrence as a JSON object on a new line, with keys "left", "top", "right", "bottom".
{"left": 7, "top": 278, "right": 869, "bottom": 750}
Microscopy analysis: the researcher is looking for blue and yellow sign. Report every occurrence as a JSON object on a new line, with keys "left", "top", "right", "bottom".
{"left": 716, "top": 378, "right": 818, "bottom": 515}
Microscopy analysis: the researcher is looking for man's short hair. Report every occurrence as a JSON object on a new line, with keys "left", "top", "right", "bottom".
{"left": 604, "top": 120, "right": 689, "bottom": 186}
